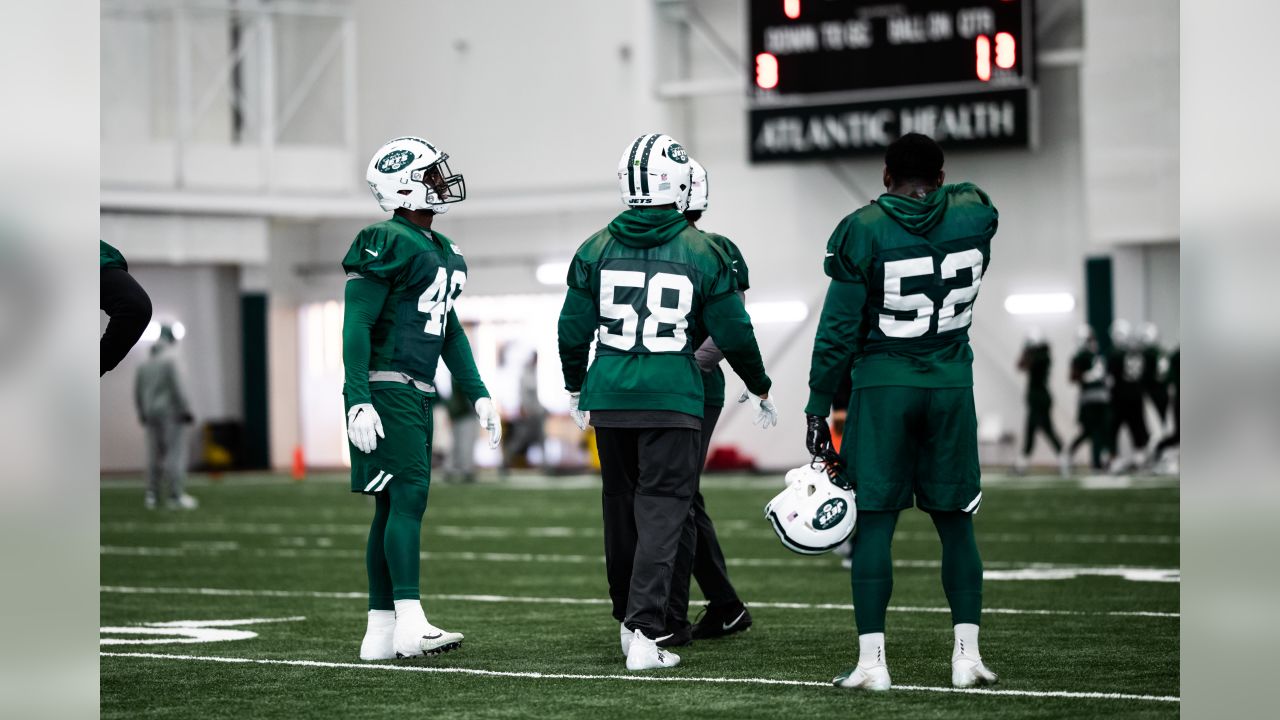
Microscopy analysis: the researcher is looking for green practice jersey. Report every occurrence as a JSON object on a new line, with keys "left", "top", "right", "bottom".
{"left": 558, "top": 207, "right": 770, "bottom": 417}
{"left": 341, "top": 215, "right": 488, "bottom": 408}
{"left": 1019, "top": 343, "right": 1052, "bottom": 403}
{"left": 807, "top": 183, "right": 998, "bottom": 416}
{"left": 700, "top": 230, "right": 751, "bottom": 408}
{"left": 100, "top": 240, "right": 128, "bottom": 270}
{"left": 1070, "top": 348, "right": 1110, "bottom": 405}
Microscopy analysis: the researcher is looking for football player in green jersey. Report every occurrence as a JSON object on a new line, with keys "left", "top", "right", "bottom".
{"left": 1066, "top": 325, "right": 1113, "bottom": 471}
{"left": 805, "top": 133, "right": 999, "bottom": 691}
{"left": 558, "top": 134, "right": 775, "bottom": 671}
{"left": 1107, "top": 319, "right": 1150, "bottom": 472}
{"left": 1014, "top": 327, "right": 1065, "bottom": 475}
{"left": 664, "top": 158, "right": 754, "bottom": 647}
{"left": 344, "top": 136, "right": 502, "bottom": 661}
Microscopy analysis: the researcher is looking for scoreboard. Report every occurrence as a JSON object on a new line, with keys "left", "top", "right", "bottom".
{"left": 748, "top": 0, "right": 1036, "bottom": 161}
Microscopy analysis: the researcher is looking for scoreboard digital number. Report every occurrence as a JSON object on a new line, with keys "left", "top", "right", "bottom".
{"left": 748, "top": 0, "right": 1036, "bottom": 161}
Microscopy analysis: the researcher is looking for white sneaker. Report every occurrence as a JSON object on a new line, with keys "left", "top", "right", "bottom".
{"left": 144, "top": 492, "right": 157, "bottom": 510}
{"left": 171, "top": 493, "right": 199, "bottom": 510}
{"left": 832, "top": 663, "right": 891, "bottom": 691}
{"left": 620, "top": 623, "right": 632, "bottom": 657}
{"left": 952, "top": 654, "right": 999, "bottom": 688}
{"left": 360, "top": 611, "right": 395, "bottom": 661}
{"left": 625, "top": 629, "right": 680, "bottom": 671}
{"left": 393, "top": 616, "right": 463, "bottom": 658}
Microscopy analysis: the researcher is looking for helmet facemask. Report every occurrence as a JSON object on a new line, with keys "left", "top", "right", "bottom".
{"left": 410, "top": 154, "right": 466, "bottom": 207}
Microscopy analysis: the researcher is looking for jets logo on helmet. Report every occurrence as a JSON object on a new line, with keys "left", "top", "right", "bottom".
{"left": 617, "top": 133, "right": 693, "bottom": 212}
{"left": 376, "top": 149, "right": 415, "bottom": 174}
{"left": 366, "top": 136, "right": 466, "bottom": 213}
{"left": 764, "top": 462, "right": 857, "bottom": 555}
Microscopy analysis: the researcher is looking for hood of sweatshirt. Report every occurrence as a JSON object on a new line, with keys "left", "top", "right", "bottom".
{"left": 874, "top": 182, "right": 987, "bottom": 236}
{"left": 606, "top": 207, "right": 688, "bottom": 248}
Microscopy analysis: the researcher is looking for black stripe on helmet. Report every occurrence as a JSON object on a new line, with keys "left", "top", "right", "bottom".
{"left": 625, "top": 135, "right": 647, "bottom": 198}
{"left": 638, "top": 134, "right": 662, "bottom": 195}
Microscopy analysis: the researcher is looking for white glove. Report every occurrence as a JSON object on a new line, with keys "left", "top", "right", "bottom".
{"left": 346, "top": 403, "right": 384, "bottom": 454}
{"left": 475, "top": 397, "right": 502, "bottom": 449}
{"left": 568, "top": 391, "right": 588, "bottom": 431}
{"left": 736, "top": 388, "right": 778, "bottom": 429}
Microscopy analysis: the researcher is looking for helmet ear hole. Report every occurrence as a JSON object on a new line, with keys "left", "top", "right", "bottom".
{"left": 806, "top": 484, "right": 817, "bottom": 497}
{"left": 397, "top": 189, "right": 412, "bottom": 196}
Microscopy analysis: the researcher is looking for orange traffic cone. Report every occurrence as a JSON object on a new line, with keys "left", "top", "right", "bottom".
{"left": 292, "top": 445, "right": 306, "bottom": 481}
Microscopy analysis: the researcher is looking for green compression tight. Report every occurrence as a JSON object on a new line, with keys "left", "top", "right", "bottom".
{"left": 849, "top": 511, "right": 899, "bottom": 635}
{"left": 930, "top": 510, "right": 983, "bottom": 626}
{"left": 849, "top": 509, "right": 983, "bottom": 634}
{"left": 366, "top": 480, "right": 431, "bottom": 609}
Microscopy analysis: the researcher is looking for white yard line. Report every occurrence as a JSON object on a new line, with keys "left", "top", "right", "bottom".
{"left": 99, "top": 651, "right": 1179, "bottom": 703}
{"left": 99, "top": 585, "right": 1179, "bottom": 619}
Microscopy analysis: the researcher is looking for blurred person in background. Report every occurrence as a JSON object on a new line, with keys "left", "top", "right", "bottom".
{"left": 805, "top": 133, "right": 999, "bottom": 692}
{"left": 558, "top": 133, "right": 775, "bottom": 672}
{"left": 344, "top": 136, "right": 501, "bottom": 662}
{"left": 1139, "top": 322, "right": 1170, "bottom": 430}
{"left": 100, "top": 239, "right": 151, "bottom": 376}
{"left": 1066, "top": 325, "right": 1113, "bottom": 472}
{"left": 501, "top": 354, "right": 547, "bottom": 473}
{"left": 1152, "top": 346, "right": 1179, "bottom": 471}
{"left": 1108, "top": 319, "right": 1150, "bottom": 472}
{"left": 664, "top": 158, "right": 754, "bottom": 648}
{"left": 1014, "top": 327, "right": 1065, "bottom": 475}
{"left": 134, "top": 323, "right": 197, "bottom": 510}
{"left": 443, "top": 384, "right": 478, "bottom": 484}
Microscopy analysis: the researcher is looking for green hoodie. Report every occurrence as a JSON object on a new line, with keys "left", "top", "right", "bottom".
{"left": 558, "top": 207, "right": 771, "bottom": 417}
{"left": 806, "top": 183, "right": 998, "bottom": 415}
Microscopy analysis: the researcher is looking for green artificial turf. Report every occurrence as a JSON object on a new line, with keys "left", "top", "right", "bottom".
{"left": 101, "top": 471, "right": 1179, "bottom": 719}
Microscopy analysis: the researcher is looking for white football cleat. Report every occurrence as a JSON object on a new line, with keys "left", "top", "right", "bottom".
{"left": 393, "top": 617, "right": 463, "bottom": 658}
{"left": 952, "top": 654, "right": 999, "bottom": 688}
{"left": 832, "top": 663, "right": 891, "bottom": 691}
{"left": 625, "top": 629, "right": 680, "bottom": 671}
{"left": 171, "top": 493, "right": 199, "bottom": 510}
{"left": 144, "top": 492, "right": 157, "bottom": 510}
{"left": 620, "top": 623, "right": 632, "bottom": 657}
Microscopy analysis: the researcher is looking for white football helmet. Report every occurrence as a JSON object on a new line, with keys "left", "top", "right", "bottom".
{"left": 765, "top": 463, "right": 857, "bottom": 555}
{"left": 686, "top": 158, "right": 709, "bottom": 213}
{"left": 1110, "top": 318, "right": 1132, "bottom": 349}
{"left": 366, "top": 136, "right": 465, "bottom": 213}
{"left": 617, "top": 133, "right": 692, "bottom": 211}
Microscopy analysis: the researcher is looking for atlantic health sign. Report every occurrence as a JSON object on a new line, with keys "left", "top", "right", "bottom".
{"left": 749, "top": 88, "right": 1031, "bottom": 162}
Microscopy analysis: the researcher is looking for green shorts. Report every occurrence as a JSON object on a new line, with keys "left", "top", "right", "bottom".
{"left": 349, "top": 388, "right": 434, "bottom": 495}
{"left": 838, "top": 386, "right": 981, "bottom": 513}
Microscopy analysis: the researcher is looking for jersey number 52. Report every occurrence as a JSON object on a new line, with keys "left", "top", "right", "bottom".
{"left": 880, "top": 249, "right": 984, "bottom": 338}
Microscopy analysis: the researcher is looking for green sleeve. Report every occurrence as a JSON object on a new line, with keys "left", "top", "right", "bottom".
{"left": 722, "top": 236, "right": 750, "bottom": 291}
{"left": 441, "top": 310, "right": 489, "bottom": 404}
{"left": 702, "top": 292, "right": 770, "bottom": 396}
{"left": 805, "top": 279, "right": 866, "bottom": 416}
{"left": 342, "top": 227, "right": 412, "bottom": 283}
{"left": 558, "top": 285, "right": 597, "bottom": 393}
{"left": 342, "top": 276, "right": 389, "bottom": 407}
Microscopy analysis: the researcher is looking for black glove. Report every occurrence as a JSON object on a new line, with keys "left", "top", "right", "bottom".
{"left": 805, "top": 414, "right": 834, "bottom": 458}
